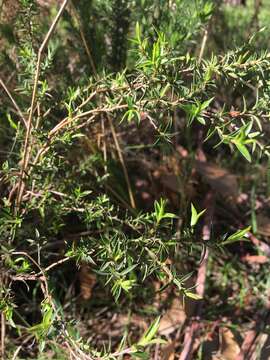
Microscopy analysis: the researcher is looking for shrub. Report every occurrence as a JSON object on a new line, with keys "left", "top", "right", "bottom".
{"left": 1, "top": 0, "right": 270, "bottom": 358}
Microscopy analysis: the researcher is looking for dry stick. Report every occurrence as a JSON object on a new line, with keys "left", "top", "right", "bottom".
{"left": 31, "top": 102, "right": 131, "bottom": 175}
{"left": 101, "top": 115, "right": 107, "bottom": 172}
{"left": 0, "top": 270, "right": 7, "bottom": 360}
{"left": 108, "top": 115, "right": 136, "bottom": 209}
{"left": 49, "top": 103, "right": 128, "bottom": 137}
{"left": 16, "top": 0, "right": 69, "bottom": 211}
{"left": 198, "top": 28, "right": 208, "bottom": 64}
{"left": 35, "top": 93, "right": 176, "bottom": 170}
{"left": 11, "top": 345, "right": 22, "bottom": 360}
{"left": 236, "top": 329, "right": 258, "bottom": 360}
{"left": 236, "top": 291, "right": 270, "bottom": 359}
{"left": 40, "top": 256, "right": 72, "bottom": 274}
{"left": 12, "top": 251, "right": 50, "bottom": 300}
{"left": 236, "top": 315, "right": 270, "bottom": 360}
{"left": 11, "top": 257, "right": 72, "bottom": 281}
{"left": 1, "top": 310, "right": 5, "bottom": 360}
{"left": 0, "top": 78, "right": 27, "bottom": 128}
{"left": 0, "top": 1, "right": 4, "bottom": 19}
{"left": 105, "top": 184, "right": 135, "bottom": 214}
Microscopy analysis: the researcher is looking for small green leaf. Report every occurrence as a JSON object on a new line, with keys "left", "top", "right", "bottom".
{"left": 4, "top": 306, "right": 16, "bottom": 328}
{"left": 201, "top": 97, "right": 214, "bottom": 110}
{"left": 197, "top": 116, "right": 206, "bottom": 125}
{"left": 190, "top": 203, "right": 197, "bottom": 227}
{"left": 163, "top": 212, "right": 177, "bottom": 219}
{"left": 120, "top": 264, "right": 138, "bottom": 276}
{"left": 147, "top": 338, "right": 167, "bottom": 345}
{"left": 131, "top": 351, "right": 149, "bottom": 359}
{"left": 6, "top": 114, "right": 17, "bottom": 130}
{"left": 120, "top": 280, "right": 136, "bottom": 292}
{"left": 184, "top": 291, "right": 203, "bottom": 300}
{"left": 154, "top": 199, "right": 176, "bottom": 224}
{"left": 190, "top": 203, "right": 206, "bottom": 227}
{"left": 160, "top": 83, "right": 170, "bottom": 98}
{"left": 221, "top": 226, "right": 251, "bottom": 245}
{"left": 229, "top": 72, "right": 238, "bottom": 79}
{"left": 234, "top": 141, "right": 251, "bottom": 162}
{"left": 138, "top": 316, "right": 161, "bottom": 347}
{"left": 136, "top": 22, "right": 141, "bottom": 43}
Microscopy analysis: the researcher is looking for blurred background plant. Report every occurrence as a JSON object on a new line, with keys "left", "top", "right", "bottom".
{"left": 1, "top": 0, "right": 270, "bottom": 359}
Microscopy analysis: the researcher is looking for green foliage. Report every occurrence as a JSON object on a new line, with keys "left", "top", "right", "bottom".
{"left": 1, "top": 0, "right": 270, "bottom": 358}
{"left": 221, "top": 226, "right": 251, "bottom": 245}
{"left": 190, "top": 203, "right": 206, "bottom": 227}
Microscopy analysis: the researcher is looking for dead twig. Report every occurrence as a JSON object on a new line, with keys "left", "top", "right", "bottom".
{"left": 0, "top": 78, "right": 27, "bottom": 128}
{"left": 101, "top": 115, "right": 107, "bottom": 173}
{"left": 11, "top": 251, "right": 50, "bottom": 300}
{"left": 40, "top": 256, "right": 72, "bottom": 274}
{"left": 236, "top": 296, "right": 270, "bottom": 359}
{"left": 1, "top": 310, "right": 5, "bottom": 360}
{"left": 198, "top": 28, "right": 208, "bottom": 63}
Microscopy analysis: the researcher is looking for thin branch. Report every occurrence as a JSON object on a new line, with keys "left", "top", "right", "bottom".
{"left": 16, "top": 0, "right": 69, "bottom": 211}
{"left": 11, "top": 251, "right": 49, "bottom": 299}
{"left": 49, "top": 103, "right": 128, "bottom": 137}
{"left": 1, "top": 311, "right": 5, "bottom": 360}
{"left": 41, "top": 256, "right": 72, "bottom": 274}
{"left": 0, "top": 78, "right": 27, "bottom": 128}
{"left": 11, "top": 345, "right": 22, "bottom": 360}
{"left": 101, "top": 115, "right": 107, "bottom": 172}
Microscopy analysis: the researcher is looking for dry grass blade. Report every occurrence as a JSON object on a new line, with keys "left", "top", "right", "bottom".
{"left": 108, "top": 116, "right": 136, "bottom": 209}
{"left": 69, "top": 1, "right": 97, "bottom": 76}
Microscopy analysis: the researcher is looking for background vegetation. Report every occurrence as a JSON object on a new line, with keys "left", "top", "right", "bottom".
{"left": 1, "top": 0, "right": 270, "bottom": 359}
